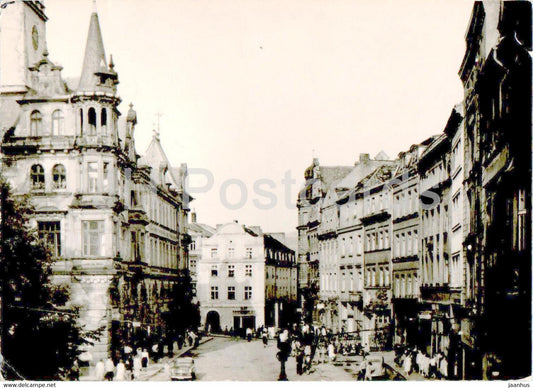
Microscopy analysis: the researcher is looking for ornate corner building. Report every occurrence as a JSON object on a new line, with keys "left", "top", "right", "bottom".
{"left": 0, "top": 1, "right": 192, "bottom": 364}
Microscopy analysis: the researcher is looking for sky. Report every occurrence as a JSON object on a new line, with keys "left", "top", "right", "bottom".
{"left": 44, "top": 0, "right": 475, "bottom": 234}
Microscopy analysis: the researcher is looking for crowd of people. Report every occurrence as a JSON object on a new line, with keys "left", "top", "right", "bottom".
{"left": 82, "top": 329, "right": 199, "bottom": 381}
{"left": 271, "top": 324, "right": 355, "bottom": 376}
{"left": 396, "top": 346, "right": 448, "bottom": 380}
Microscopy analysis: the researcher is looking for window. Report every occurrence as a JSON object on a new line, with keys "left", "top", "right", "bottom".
{"left": 79, "top": 108, "right": 84, "bottom": 135}
{"left": 101, "top": 108, "right": 107, "bottom": 135}
{"left": 51, "top": 109, "right": 64, "bottom": 136}
{"left": 211, "top": 265, "right": 218, "bottom": 277}
{"left": 211, "top": 248, "right": 218, "bottom": 259}
{"left": 227, "top": 286, "right": 235, "bottom": 300}
{"left": 245, "top": 264, "right": 252, "bottom": 277}
{"left": 210, "top": 286, "right": 218, "bottom": 300}
{"left": 189, "top": 241, "right": 196, "bottom": 251}
{"left": 246, "top": 247, "right": 253, "bottom": 259}
{"left": 244, "top": 286, "right": 252, "bottom": 300}
{"left": 52, "top": 164, "right": 66, "bottom": 189}
{"left": 88, "top": 162, "right": 98, "bottom": 193}
{"left": 88, "top": 107, "right": 97, "bottom": 135}
{"left": 228, "top": 265, "right": 235, "bottom": 277}
{"left": 38, "top": 221, "right": 61, "bottom": 257}
{"left": 82, "top": 220, "right": 103, "bottom": 257}
{"left": 30, "top": 110, "right": 42, "bottom": 136}
{"left": 228, "top": 248, "right": 235, "bottom": 258}
{"left": 30, "top": 164, "right": 45, "bottom": 190}
{"left": 103, "top": 162, "right": 110, "bottom": 191}
{"left": 189, "top": 259, "right": 196, "bottom": 270}
{"left": 518, "top": 189, "right": 527, "bottom": 251}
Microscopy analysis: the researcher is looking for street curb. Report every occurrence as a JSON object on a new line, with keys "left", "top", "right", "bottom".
{"left": 141, "top": 336, "right": 214, "bottom": 380}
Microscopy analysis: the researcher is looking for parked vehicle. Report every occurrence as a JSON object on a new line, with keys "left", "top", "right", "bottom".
{"left": 366, "top": 356, "right": 386, "bottom": 380}
{"left": 170, "top": 357, "right": 196, "bottom": 381}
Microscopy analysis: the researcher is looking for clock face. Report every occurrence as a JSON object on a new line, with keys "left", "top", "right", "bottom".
{"left": 32, "top": 25, "right": 39, "bottom": 51}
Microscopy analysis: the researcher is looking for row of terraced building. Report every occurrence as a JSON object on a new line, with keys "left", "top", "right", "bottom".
{"left": 296, "top": 1, "right": 531, "bottom": 380}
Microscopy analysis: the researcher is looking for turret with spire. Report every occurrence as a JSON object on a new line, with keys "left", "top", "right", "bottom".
{"left": 72, "top": 4, "right": 121, "bottom": 146}
{"left": 76, "top": 5, "right": 118, "bottom": 95}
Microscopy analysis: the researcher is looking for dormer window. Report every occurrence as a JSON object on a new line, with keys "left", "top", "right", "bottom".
{"left": 30, "top": 110, "right": 42, "bottom": 136}
{"left": 88, "top": 107, "right": 97, "bottom": 135}
{"left": 52, "top": 110, "right": 64, "bottom": 136}
{"left": 52, "top": 164, "right": 66, "bottom": 189}
{"left": 30, "top": 164, "right": 45, "bottom": 190}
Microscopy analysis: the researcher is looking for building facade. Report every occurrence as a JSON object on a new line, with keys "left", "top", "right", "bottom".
{"left": 359, "top": 163, "right": 396, "bottom": 351}
{"left": 0, "top": 1, "right": 191, "bottom": 364}
{"left": 459, "top": 1, "right": 531, "bottom": 379}
{"left": 294, "top": 0, "right": 530, "bottom": 380}
{"left": 296, "top": 159, "right": 352, "bottom": 324}
{"left": 186, "top": 213, "right": 216, "bottom": 296}
{"left": 198, "top": 222, "right": 297, "bottom": 334}
{"left": 390, "top": 142, "right": 428, "bottom": 349}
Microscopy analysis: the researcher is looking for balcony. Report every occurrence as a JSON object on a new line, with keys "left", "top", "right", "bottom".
{"left": 71, "top": 193, "right": 119, "bottom": 209}
{"left": 128, "top": 207, "right": 149, "bottom": 225}
{"left": 75, "top": 135, "right": 116, "bottom": 149}
{"left": 339, "top": 290, "right": 362, "bottom": 304}
{"left": 1, "top": 136, "right": 75, "bottom": 154}
{"left": 361, "top": 210, "right": 390, "bottom": 226}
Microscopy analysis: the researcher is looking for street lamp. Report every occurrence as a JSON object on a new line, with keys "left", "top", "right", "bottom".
{"left": 277, "top": 330, "right": 290, "bottom": 381}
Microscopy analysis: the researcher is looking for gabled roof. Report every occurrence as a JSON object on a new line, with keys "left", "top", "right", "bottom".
{"left": 188, "top": 222, "right": 216, "bottom": 237}
{"left": 358, "top": 163, "right": 399, "bottom": 189}
{"left": 319, "top": 166, "right": 353, "bottom": 190}
{"left": 139, "top": 135, "right": 178, "bottom": 188}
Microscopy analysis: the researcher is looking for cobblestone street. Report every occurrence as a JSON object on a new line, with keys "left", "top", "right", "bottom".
{"left": 150, "top": 336, "right": 355, "bottom": 381}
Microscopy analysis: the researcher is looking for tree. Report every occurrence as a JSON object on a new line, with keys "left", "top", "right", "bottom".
{"left": 0, "top": 180, "right": 100, "bottom": 380}
{"left": 166, "top": 276, "right": 200, "bottom": 337}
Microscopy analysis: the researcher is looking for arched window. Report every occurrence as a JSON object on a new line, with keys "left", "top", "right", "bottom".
{"left": 101, "top": 108, "right": 107, "bottom": 135}
{"left": 88, "top": 107, "right": 97, "bottom": 135}
{"left": 30, "top": 164, "right": 45, "bottom": 190}
{"left": 52, "top": 164, "right": 66, "bottom": 189}
{"left": 30, "top": 110, "right": 42, "bottom": 136}
{"left": 52, "top": 110, "right": 64, "bottom": 136}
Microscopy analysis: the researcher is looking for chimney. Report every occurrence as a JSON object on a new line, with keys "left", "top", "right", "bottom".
{"left": 359, "top": 153, "right": 370, "bottom": 162}
{"left": 191, "top": 212, "right": 197, "bottom": 223}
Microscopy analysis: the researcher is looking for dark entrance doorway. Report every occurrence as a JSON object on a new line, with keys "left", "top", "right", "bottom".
{"left": 206, "top": 311, "right": 221, "bottom": 333}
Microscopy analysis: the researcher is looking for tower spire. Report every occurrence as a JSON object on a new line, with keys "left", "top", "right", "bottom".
{"left": 76, "top": 7, "right": 117, "bottom": 94}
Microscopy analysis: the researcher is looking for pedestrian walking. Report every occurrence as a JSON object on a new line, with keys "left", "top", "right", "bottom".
{"left": 357, "top": 357, "right": 367, "bottom": 381}
{"left": 94, "top": 359, "right": 105, "bottom": 381}
{"left": 403, "top": 351, "right": 412, "bottom": 375}
{"left": 294, "top": 340, "right": 304, "bottom": 375}
{"left": 304, "top": 344, "right": 312, "bottom": 373}
{"left": 68, "top": 360, "right": 80, "bottom": 381}
{"left": 132, "top": 356, "right": 142, "bottom": 380}
{"left": 141, "top": 348, "right": 149, "bottom": 368}
{"left": 327, "top": 342, "right": 336, "bottom": 362}
{"left": 246, "top": 327, "right": 253, "bottom": 342}
{"left": 429, "top": 354, "right": 437, "bottom": 378}
{"left": 104, "top": 358, "right": 115, "bottom": 381}
{"left": 151, "top": 343, "right": 160, "bottom": 363}
{"left": 262, "top": 327, "right": 268, "bottom": 347}
{"left": 115, "top": 360, "right": 126, "bottom": 381}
